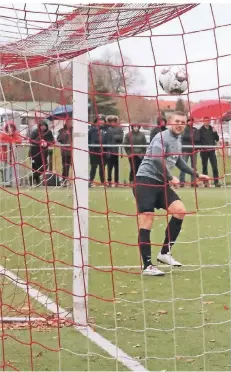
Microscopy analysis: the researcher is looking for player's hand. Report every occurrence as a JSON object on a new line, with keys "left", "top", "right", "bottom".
{"left": 197, "top": 174, "right": 210, "bottom": 181}
{"left": 169, "top": 176, "right": 180, "bottom": 189}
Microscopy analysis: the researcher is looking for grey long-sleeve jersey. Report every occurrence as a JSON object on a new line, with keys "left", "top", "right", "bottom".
{"left": 137, "top": 129, "right": 199, "bottom": 183}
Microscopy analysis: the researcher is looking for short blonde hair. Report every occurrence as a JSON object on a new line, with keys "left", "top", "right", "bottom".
{"left": 168, "top": 111, "right": 187, "bottom": 122}
{"left": 106, "top": 115, "right": 119, "bottom": 123}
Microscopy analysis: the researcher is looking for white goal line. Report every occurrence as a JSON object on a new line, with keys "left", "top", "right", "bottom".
{"left": 0, "top": 265, "right": 147, "bottom": 372}
{"left": 1, "top": 213, "right": 231, "bottom": 220}
{"left": 9, "top": 263, "right": 230, "bottom": 272}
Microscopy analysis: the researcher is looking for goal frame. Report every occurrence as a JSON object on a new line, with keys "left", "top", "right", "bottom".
{"left": 72, "top": 53, "right": 89, "bottom": 328}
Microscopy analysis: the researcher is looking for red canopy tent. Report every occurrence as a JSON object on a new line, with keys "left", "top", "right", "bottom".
{"left": 191, "top": 100, "right": 230, "bottom": 119}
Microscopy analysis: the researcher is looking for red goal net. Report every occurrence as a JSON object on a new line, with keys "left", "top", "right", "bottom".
{"left": 0, "top": 3, "right": 230, "bottom": 372}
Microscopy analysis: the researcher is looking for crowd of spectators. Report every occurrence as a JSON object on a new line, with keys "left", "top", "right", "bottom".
{"left": 88, "top": 114, "right": 222, "bottom": 188}
{"left": 0, "top": 113, "right": 222, "bottom": 187}
{"left": 179, "top": 116, "right": 221, "bottom": 187}
{"left": 0, "top": 118, "right": 72, "bottom": 187}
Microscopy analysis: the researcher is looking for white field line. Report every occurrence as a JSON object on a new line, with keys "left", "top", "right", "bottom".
{"left": 0, "top": 265, "right": 147, "bottom": 372}
{"left": 1, "top": 214, "right": 231, "bottom": 220}
{"left": 5, "top": 186, "right": 231, "bottom": 189}
{"left": 10, "top": 263, "right": 229, "bottom": 272}
{"left": 2, "top": 317, "right": 47, "bottom": 322}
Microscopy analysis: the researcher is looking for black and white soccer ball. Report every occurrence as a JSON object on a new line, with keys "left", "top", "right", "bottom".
{"left": 159, "top": 66, "right": 188, "bottom": 95}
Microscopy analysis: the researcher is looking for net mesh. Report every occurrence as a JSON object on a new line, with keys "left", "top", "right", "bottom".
{"left": 0, "top": 3, "right": 197, "bottom": 74}
{"left": 0, "top": 3, "right": 230, "bottom": 372}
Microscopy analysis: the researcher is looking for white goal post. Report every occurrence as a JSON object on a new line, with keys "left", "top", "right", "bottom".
{"left": 72, "top": 53, "right": 89, "bottom": 327}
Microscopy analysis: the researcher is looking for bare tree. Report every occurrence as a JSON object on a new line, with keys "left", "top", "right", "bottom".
{"left": 0, "top": 63, "right": 73, "bottom": 103}
{"left": 90, "top": 49, "right": 144, "bottom": 94}
{"left": 0, "top": 50, "right": 144, "bottom": 109}
{"left": 175, "top": 98, "right": 187, "bottom": 114}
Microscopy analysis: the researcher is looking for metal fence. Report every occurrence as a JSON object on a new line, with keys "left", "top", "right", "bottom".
{"left": 0, "top": 142, "right": 229, "bottom": 187}
{"left": 0, "top": 144, "right": 31, "bottom": 187}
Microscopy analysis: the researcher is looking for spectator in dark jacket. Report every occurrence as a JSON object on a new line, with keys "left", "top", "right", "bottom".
{"left": 150, "top": 117, "right": 167, "bottom": 142}
{"left": 106, "top": 115, "right": 123, "bottom": 186}
{"left": 29, "top": 120, "right": 54, "bottom": 186}
{"left": 199, "top": 116, "right": 221, "bottom": 187}
{"left": 88, "top": 115, "right": 107, "bottom": 187}
{"left": 57, "top": 118, "right": 72, "bottom": 187}
{"left": 123, "top": 125, "right": 147, "bottom": 184}
{"left": 179, "top": 117, "right": 200, "bottom": 187}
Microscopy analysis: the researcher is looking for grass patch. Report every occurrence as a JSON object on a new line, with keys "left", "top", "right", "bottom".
{"left": 0, "top": 186, "right": 230, "bottom": 370}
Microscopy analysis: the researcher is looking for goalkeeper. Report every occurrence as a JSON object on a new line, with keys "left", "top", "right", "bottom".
{"left": 134, "top": 111, "right": 209, "bottom": 276}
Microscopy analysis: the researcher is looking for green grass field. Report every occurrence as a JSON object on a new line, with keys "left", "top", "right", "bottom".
{"left": 52, "top": 147, "right": 231, "bottom": 185}
{"left": 0, "top": 185, "right": 230, "bottom": 371}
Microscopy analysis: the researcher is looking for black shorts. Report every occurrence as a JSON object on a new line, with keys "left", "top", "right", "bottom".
{"left": 133, "top": 176, "right": 181, "bottom": 213}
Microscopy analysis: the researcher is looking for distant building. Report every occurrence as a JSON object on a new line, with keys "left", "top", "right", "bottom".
{"left": 156, "top": 100, "right": 190, "bottom": 118}
{"left": 155, "top": 100, "right": 192, "bottom": 119}
{"left": 220, "top": 96, "right": 231, "bottom": 103}
{"left": 0, "top": 107, "right": 21, "bottom": 131}
{"left": 0, "top": 101, "right": 58, "bottom": 116}
{"left": 157, "top": 101, "right": 176, "bottom": 117}
{"left": 0, "top": 101, "right": 59, "bottom": 137}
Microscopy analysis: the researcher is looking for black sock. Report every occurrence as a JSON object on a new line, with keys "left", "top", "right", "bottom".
{"left": 161, "top": 217, "right": 183, "bottom": 255}
{"left": 138, "top": 228, "right": 152, "bottom": 269}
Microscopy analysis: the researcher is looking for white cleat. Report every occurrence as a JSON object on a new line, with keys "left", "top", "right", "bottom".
{"left": 142, "top": 265, "right": 165, "bottom": 276}
{"left": 157, "top": 253, "right": 182, "bottom": 267}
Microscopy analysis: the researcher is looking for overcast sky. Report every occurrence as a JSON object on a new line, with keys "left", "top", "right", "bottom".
{"left": 90, "top": 3, "right": 231, "bottom": 102}
{"left": 1, "top": 3, "right": 231, "bottom": 103}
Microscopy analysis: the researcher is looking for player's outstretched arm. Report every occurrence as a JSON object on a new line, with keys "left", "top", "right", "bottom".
{"left": 176, "top": 157, "right": 210, "bottom": 184}
{"left": 176, "top": 156, "right": 199, "bottom": 178}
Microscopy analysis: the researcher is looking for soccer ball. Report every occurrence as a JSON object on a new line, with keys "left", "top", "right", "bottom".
{"left": 159, "top": 66, "right": 188, "bottom": 95}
